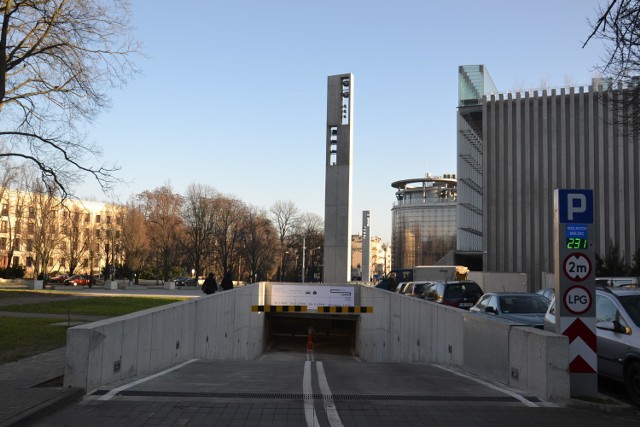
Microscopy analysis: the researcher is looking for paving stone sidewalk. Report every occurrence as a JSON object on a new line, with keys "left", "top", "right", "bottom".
{"left": 0, "top": 347, "right": 83, "bottom": 427}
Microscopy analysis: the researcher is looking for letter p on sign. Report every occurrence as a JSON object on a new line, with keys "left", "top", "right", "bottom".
{"left": 567, "top": 194, "right": 586, "bottom": 221}
{"left": 558, "top": 189, "right": 593, "bottom": 224}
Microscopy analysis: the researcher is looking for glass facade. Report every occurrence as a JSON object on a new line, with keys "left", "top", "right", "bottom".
{"left": 391, "top": 176, "right": 457, "bottom": 270}
{"left": 458, "top": 65, "right": 498, "bottom": 106}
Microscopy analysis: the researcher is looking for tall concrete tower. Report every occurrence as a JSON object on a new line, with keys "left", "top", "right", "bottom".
{"left": 323, "top": 73, "right": 354, "bottom": 283}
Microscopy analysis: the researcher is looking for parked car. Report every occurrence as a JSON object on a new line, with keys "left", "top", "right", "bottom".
{"left": 401, "top": 281, "right": 435, "bottom": 298}
{"left": 47, "top": 274, "right": 69, "bottom": 284}
{"left": 470, "top": 292, "right": 550, "bottom": 328}
{"left": 395, "top": 282, "right": 411, "bottom": 293}
{"left": 374, "top": 277, "right": 398, "bottom": 291}
{"left": 184, "top": 278, "right": 198, "bottom": 287}
{"left": 63, "top": 274, "right": 93, "bottom": 287}
{"left": 423, "top": 280, "right": 484, "bottom": 309}
{"left": 544, "top": 287, "right": 640, "bottom": 406}
{"left": 536, "top": 287, "right": 555, "bottom": 301}
{"left": 174, "top": 277, "right": 198, "bottom": 287}
{"left": 595, "top": 277, "right": 639, "bottom": 288}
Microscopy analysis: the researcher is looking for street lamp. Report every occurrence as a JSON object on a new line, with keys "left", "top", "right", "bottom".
{"left": 302, "top": 237, "right": 321, "bottom": 283}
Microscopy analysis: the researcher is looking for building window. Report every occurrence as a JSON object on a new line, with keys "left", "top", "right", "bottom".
{"left": 96, "top": 229, "right": 101, "bottom": 238}
{"left": 27, "top": 223, "right": 35, "bottom": 234}
{"left": 1, "top": 204, "right": 7, "bottom": 216}
{"left": 83, "top": 259, "right": 89, "bottom": 268}
{"left": 26, "top": 239, "right": 33, "bottom": 251}
{"left": 28, "top": 207, "right": 35, "bottom": 218}
{"left": 26, "top": 256, "right": 33, "bottom": 267}
{"left": 84, "top": 213, "right": 90, "bottom": 223}
{"left": 0, "top": 237, "right": 6, "bottom": 249}
{"left": 14, "top": 238, "right": 20, "bottom": 251}
{"left": 106, "top": 216, "right": 111, "bottom": 225}
{"left": 60, "top": 258, "right": 66, "bottom": 268}
{"left": 96, "top": 214, "right": 101, "bottom": 223}
{"left": 15, "top": 223, "right": 20, "bottom": 234}
{"left": 12, "top": 256, "right": 19, "bottom": 266}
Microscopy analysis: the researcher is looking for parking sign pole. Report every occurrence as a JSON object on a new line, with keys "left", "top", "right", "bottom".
{"left": 553, "top": 189, "right": 597, "bottom": 397}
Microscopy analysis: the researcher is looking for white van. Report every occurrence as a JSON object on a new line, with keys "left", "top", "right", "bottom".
{"left": 595, "top": 277, "right": 639, "bottom": 288}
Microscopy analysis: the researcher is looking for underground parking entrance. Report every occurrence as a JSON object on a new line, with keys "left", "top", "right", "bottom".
{"left": 265, "top": 312, "right": 358, "bottom": 355}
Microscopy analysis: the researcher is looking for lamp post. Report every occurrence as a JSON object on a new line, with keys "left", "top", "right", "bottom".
{"left": 302, "top": 237, "right": 320, "bottom": 283}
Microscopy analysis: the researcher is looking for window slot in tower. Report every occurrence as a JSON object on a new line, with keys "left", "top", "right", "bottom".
{"left": 341, "top": 78, "right": 350, "bottom": 125}
{"left": 330, "top": 126, "right": 338, "bottom": 166}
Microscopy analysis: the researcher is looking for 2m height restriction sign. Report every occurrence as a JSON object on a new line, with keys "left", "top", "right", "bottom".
{"left": 554, "top": 189, "right": 597, "bottom": 397}
{"left": 563, "top": 253, "right": 592, "bottom": 282}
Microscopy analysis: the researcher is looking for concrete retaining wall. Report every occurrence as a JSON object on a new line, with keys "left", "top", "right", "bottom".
{"left": 64, "top": 282, "right": 569, "bottom": 402}
{"left": 357, "top": 286, "right": 569, "bottom": 401}
{"left": 357, "top": 287, "right": 464, "bottom": 365}
{"left": 64, "top": 283, "right": 265, "bottom": 392}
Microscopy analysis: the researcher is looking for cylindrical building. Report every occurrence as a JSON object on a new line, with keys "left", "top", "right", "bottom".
{"left": 391, "top": 175, "right": 457, "bottom": 270}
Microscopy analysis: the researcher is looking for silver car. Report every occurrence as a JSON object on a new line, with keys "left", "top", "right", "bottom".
{"left": 470, "top": 292, "right": 550, "bottom": 329}
{"left": 544, "top": 287, "right": 640, "bottom": 406}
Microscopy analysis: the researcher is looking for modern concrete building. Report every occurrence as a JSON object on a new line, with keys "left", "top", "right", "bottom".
{"left": 390, "top": 174, "right": 457, "bottom": 270}
{"left": 457, "top": 64, "right": 640, "bottom": 289}
{"left": 323, "top": 73, "right": 354, "bottom": 283}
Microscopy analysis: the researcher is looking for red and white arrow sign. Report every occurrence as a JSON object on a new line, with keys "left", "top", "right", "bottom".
{"left": 561, "top": 317, "right": 597, "bottom": 374}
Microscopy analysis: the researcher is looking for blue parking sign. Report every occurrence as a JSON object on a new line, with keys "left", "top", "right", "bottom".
{"left": 558, "top": 189, "right": 593, "bottom": 224}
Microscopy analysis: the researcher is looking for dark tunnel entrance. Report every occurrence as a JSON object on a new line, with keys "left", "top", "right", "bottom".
{"left": 265, "top": 313, "right": 358, "bottom": 355}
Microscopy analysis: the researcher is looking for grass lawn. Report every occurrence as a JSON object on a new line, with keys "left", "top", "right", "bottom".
{"left": 0, "top": 317, "right": 70, "bottom": 363}
{"left": 0, "top": 296, "right": 186, "bottom": 316}
{"left": 0, "top": 295, "right": 186, "bottom": 363}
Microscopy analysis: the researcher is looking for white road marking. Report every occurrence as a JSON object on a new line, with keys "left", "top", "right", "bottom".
{"left": 433, "top": 364, "right": 539, "bottom": 408}
{"left": 316, "top": 361, "right": 344, "bottom": 427}
{"left": 303, "top": 361, "right": 320, "bottom": 427}
{"left": 97, "top": 359, "right": 198, "bottom": 401}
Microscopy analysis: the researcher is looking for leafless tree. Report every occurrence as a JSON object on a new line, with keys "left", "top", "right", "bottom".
{"left": 138, "top": 185, "right": 183, "bottom": 282}
{"left": 27, "top": 181, "right": 61, "bottom": 279}
{"left": 182, "top": 183, "right": 217, "bottom": 280}
{"left": 99, "top": 204, "right": 124, "bottom": 279}
{"left": 242, "top": 205, "right": 278, "bottom": 282}
{"left": 210, "top": 195, "right": 248, "bottom": 281}
{"left": 122, "top": 198, "right": 148, "bottom": 284}
{"left": 270, "top": 200, "right": 299, "bottom": 281}
{"left": 60, "top": 204, "right": 89, "bottom": 275}
{"left": 0, "top": 0, "right": 140, "bottom": 197}
{"left": 584, "top": 0, "right": 640, "bottom": 128}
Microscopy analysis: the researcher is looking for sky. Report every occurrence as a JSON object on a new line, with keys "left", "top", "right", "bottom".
{"left": 77, "top": 0, "right": 609, "bottom": 244}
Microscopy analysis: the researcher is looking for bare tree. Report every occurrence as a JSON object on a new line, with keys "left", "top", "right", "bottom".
{"left": 60, "top": 204, "right": 89, "bottom": 275}
{"left": 270, "top": 200, "right": 299, "bottom": 281}
{"left": 122, "top": 198, "right": 148, "bottom": 284}
{"left": 584, "top": 0, "right": 640, "bottom": 127}
{"left": 27, "top": 182, "right": 61, "bottom": 279}
{"left": 211, "top": 195, "right": 248, "bottom": 281}
{"left": 0, "top": 0, "right": 140, "bottom": 197}
{"left": 182, "top": 183, "right": 217, "bottom": 280}
{"left": 242, "top": 206, "right": 278, "bottom": 282}
{"left": 138, "top": 185, "right": 183, "bottom": 282}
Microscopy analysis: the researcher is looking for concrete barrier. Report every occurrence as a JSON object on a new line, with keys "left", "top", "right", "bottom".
{"left": 163, "top": 281, "right": 175, "bottom": 290}
{"left": 64, "top": 283, "right": 265, "bottom": 392}
{"left": 27, "top": 279, "right": 43, "bottom": 290}
{"left": 358, "top": 286, "right": 569, "bottom": 401}
{"left": 104, "top": 281, "right": 118, "bottom": 290}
